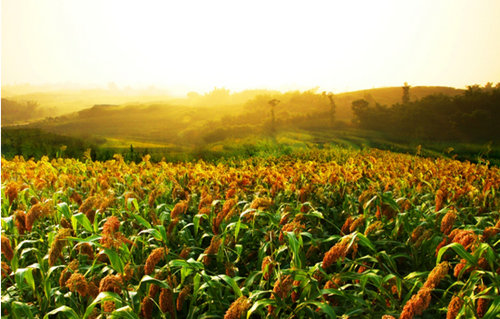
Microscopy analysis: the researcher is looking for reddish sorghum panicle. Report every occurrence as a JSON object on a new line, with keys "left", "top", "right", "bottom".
{"left": 1, "top": 261, "right": 11, "bottom": 278}
{"left": 25, "top": 203, "right": 45, "bottom": 231}
{"left": 349, "top": 216, "right": 365, "bottom": 233}
{"left": 176, "top": 285, "right": 191, "bottom": 311}
{"left": 222, "top": 198, "right": 238, "bottom": 220}
{"left": 66, "top": 273, "right": 89, "bottom": 296}
{"left": 102, "top": 216, "right": 120, "bottom": 234}
{"left": 225, "top": 187, "right": 237, "bottom": 199}
{"left": 482, "top": 226, "right": 499, "bottom": 241}
{"left": 100, "top": 215, "right": 132, "bottom": 249}
{"left": 410, "top": 226, "right": 424, "bottom": 243}
{"left": 261, "top": 256, "right": 274, "bottom": 281}
{"left": 14, "top": 210, "right": 27, "bottom": 234}
{"left": 48, "top": 228, "right": 72, "bottom": 266}
{"left": 88, "top": 282, "right": 99, "bottom": 298}
{"left": 171, "top": 201, "right": 188, "bottom": 219}
{"left": 121, "top": 263, "right": 134, "bottom": 282}
{"left": 400, "top": 262, "right": 449, "bottom": 319}
{"left": 279, "top": 212, "right": 290, "bottom": 226}
{"left": 1, "top": 236, "right": 14, "bottom": 261}
{"left": 198, "top": 192, "right": 213, "bottom": 210}
{"left": 340, "top": 216, "right": 354, "bottom": 235}
{"left": 79, "top": 196, "right": 100, "bottom": 223}
{"left": 446, "top": 295, "right": 463, "bottom": 319}
{"left": 322, "top": 235, "right": 357, "bottom": 269}
{"left": 476, "top": 285, "right": 489, "bottom": 318}
{"left": 60, "top": 217, "right": 72, "bottom": 229}
{"left": 103, "top": 300, "right": 115, "bottom": 313}
{"left": 148, "top": 188, "right": 159, "bottom": 207}
{"left": 179, "top": 246, "right": 191, "bottom": 259}
{"left": 435, "top": 189, "right": 447, "bottom": 212}
{"left": 250, "top": 197, "right": 273, "bottom": 210}
{"left": 141, "top": 296, "right": 154, "bottom": 319}
{"left": 323, "top": 275, "right": 342, "bottom": 305}
{"left": 450, "top": 230, "right": 478, "bottom": 252}
{"left": 423, "top": 261, "right": 449, "bottom": 289}
{"left": 273, "top": 275, "right": 294, "bottom": 299}
{"left": 212, "top": 199, "right": 237, "bottom": 233}
{"left": 378, "top": 203, "right": 397, "bottom": 219}
{"left": 99, "top": 274, "right": 122, "bottom": 294}
{"left": 159, "top": 288, "right": 175, "bottom": 317}
{"left": 365, "top": 221, "right": 383, "bottom": 236}
{"left": 59, "top": 260, "right": 79, "bottom": 287}
{"left": 70, "top": 192, "right": 82, "bottom": 205}
{"left": 441, "top": 211, "right": 457, "bottom": 235}
{"left": 98, "top": 196, "right": 115, "bottom": 213}
{"left": 291, "top": 280, "right": 301, "bottom": 303}
{"left": 59, "top": 268, "right": 72, "bottom": 287}
{"left": 453, "top": 259, "right": 468, "bottom": 278}
{"left": 198, "top": 206, "right": 211, "bottom": 215}
{"left": 144, "top": 247, "right": 168, "bottom": 275}
{"left": 279, "top": 220, "right": 305, "bottom": 242}
{"left": 5, "top": 181, "right": 18, "bottom": 203}
{"left": 78, "top": 243, "right": 94, "bottom": 260}
{"left": 400, "top": 287, "right": 432, "bottom": 319}
{"left": 225, "top": 262, "right": 236, "bottom": 277}
{"left": 224, "top": 296, "right": 251, "bottom": 319}
{"left": 203, "top": 236, "right": 221, "bottom": 265}
{"left": 268, "top": 275, "right": 294, "bottom": 314}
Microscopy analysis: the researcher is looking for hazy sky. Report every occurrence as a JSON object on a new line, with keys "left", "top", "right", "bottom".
{"left": 2, "top": 0, "right": 500, "bottom": 94}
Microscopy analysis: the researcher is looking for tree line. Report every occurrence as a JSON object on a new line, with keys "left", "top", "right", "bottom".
{"left": 351, "top": 83, "right": 500, "bottom": 142}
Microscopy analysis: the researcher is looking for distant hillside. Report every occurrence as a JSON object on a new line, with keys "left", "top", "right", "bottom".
{"left": 0, "top": 86, "right": 279, "bottom": 117}
{"left": 1, "top": 89, "right": 178, "bottom": 118}
{"left": 26, "top": 103, "right": 247, "bottom": 146}
{"left": 1, "top": 98, "right": 56, "bottom": 125}
{"left": 4, "top": 85, "right": 498, "bottom": 165}
{"left": 1, "top": 85, "right": 462, "bottom": 123}
{"left": 17, "top": 85, "right": 463, "bottom": 147}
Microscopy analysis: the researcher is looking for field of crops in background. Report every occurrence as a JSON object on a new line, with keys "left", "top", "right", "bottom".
{"left": 1, "top": 148, "right": 499, "bottom": 318}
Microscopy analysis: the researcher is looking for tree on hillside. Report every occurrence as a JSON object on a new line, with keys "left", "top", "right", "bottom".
{"left": 402, "top": 82, "right": 410, "bottom": 104}
{"left": 268, "top": 99, "right": 280, "bottom": 133}
{"left": 323, "top": 92, "right": 336, "bottom": 128}
{"left": 351, "top": 99, "right": 369, "bottom": 126}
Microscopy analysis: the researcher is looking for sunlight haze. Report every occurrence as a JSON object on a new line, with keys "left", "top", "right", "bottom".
{"left": 2, "top": 0, "right": 500, "bottom": 94}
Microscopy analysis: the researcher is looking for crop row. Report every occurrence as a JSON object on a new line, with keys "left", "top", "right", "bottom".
{"left": 1, "top": 149, "right": 499, "bottom": 318}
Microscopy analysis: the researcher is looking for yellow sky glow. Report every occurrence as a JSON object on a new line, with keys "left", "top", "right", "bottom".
{"left": 2, "top": 0, "right": 500, "bottom": 95}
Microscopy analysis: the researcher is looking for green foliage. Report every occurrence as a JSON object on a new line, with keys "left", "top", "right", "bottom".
{"left": 1, "top": 128, "right": 97, "bottom": 160}
{"left": 352, "top": 84, "right": 500, "bottom": 142}
{"left": 2, "top": 148, "right": 499, "bottom": 318}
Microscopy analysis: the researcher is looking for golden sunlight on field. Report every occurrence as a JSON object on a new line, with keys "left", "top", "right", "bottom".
{"left": 2, "top": 149, "right": 499, "bottom": 317}
{"left": 2, "top": 2, "right": 500, "bottom": 317}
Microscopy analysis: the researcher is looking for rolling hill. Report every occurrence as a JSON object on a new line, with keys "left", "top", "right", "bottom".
{"left": 2, "top": 86, "right": 464, "bottom": 147}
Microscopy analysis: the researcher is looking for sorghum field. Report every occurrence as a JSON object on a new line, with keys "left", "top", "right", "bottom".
{"left": 1, "top": 149, "right": 499, "bottom": 318}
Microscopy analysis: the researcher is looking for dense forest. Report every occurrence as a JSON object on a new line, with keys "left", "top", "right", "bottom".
{"left": 352, "top": 83, "right": 500, "bottom": 142}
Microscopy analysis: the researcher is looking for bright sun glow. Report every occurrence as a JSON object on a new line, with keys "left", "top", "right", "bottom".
{"left": 2, "top": 0, "right": 500, "bottom": 94}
